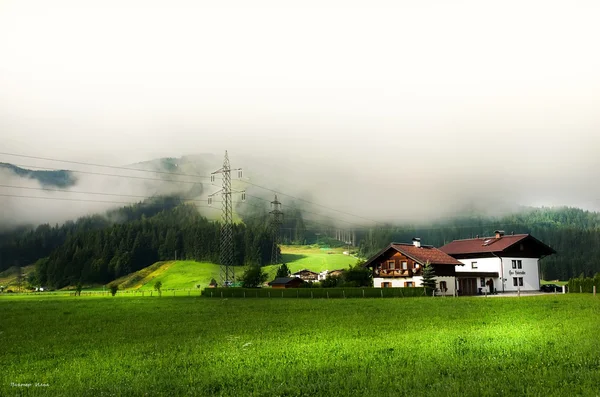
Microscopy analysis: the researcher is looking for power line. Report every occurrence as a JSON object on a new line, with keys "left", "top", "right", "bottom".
{"left": 0, "top": 152, "right": 214, "bottom": 180}
{"left": 2, "top": 152, "right": 380, "bottom": 227}
{"left": 0, "top": 184, "right": 215, "bottom": 204}
{"left": 0, "top": 193, "right": 218, "bottom": 210}
{"left": 240, "top": 179, "right": 382, "bottom": 226}
{"left": 9, "top": 164, "right": 203, "bottom": 185}
{"left": 245, "top": 194, "right": 371, "bottom": 229}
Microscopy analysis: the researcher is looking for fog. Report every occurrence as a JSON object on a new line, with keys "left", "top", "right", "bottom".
{"left": 1, "top": 0, "right": 600, "bottom": 228}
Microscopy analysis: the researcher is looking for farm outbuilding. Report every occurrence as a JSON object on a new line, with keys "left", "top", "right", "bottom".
{"left": 268, "top": 277, "right": 304, "bottom": 289}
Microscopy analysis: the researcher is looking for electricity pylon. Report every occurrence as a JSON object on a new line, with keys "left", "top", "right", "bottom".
{"left": 270, "top": 194, "right": 284, "bottom": 265}
{"left": 209, "top": 151, "right": 245, "bottom": 287}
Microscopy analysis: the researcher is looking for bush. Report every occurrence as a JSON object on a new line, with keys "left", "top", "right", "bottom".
{"left": 109, "top": 284, "right": 118, "bottom": 296}
{"left": 154, "top": 281, "right": 163, "bottom": 297}
{"left": 241, "top": 265, "right": 268, "bottom": 288}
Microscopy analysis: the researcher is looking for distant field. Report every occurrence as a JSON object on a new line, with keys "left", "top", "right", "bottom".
{"left": 104, "top": 245, "right": 357, "bottom": 291}
{"left": 1, "top": 294, "right": 599, "bottom": 396}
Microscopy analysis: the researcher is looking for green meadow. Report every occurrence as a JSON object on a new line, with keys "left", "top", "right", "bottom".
{"left": 1, "top": 294, "right": 599, "bottom": 396}
{"left": 107, "top": 245, "right": 357, "bottom": 291}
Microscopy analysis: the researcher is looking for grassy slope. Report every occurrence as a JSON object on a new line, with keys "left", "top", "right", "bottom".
{"left": 0, "top": 265, "right": 35, "bottom": 289}
{"left": 108, "top": 245, "right": 357, "bottom": 290}
{"left": 1, "top": 295, "right": 599, "bottom": 396}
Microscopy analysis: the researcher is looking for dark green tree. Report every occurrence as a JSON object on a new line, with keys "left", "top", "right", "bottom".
{"left": 421, "top": 261, "right": 436, "bottom": 296}
{"left": 154, "top": 280, "right": 163, "bottom": 297}
{"left": 241, "top": 265, "right": 268, "bottom": 288}
{"left": 276, "top": 263, "right": 291, "bottom": 278}
{"left": 343, "top": 263, "right": 372, "bottom": 287}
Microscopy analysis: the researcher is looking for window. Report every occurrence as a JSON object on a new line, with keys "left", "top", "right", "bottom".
{"left": 381, "top": 282, "right": 391, "bottom": 288}
{"left": 387, "top": 260, "right": 395, "bottom": 270}
{"left": 512, "top": 260, "right": 517, "bottom": 269}
{"left": 513, "top": 277, "right": 518, "bottom": 287}
{"left": 401, "top": 261, "right": 408, "bottom": 270}
{"left": 404, "top": 281, "right": 414, "bottom": 287}
{"left": 471, "top": 261, "right": 478, "bottom": 269}
{"left": 518, "top": 277, "right": 523, "bottom": 287}
{"left": 439, "top": 281, "right": 447, "bottom": 292}
{"left": 517, "top": 260, "right": 522, "bottom": 269}
{"left": 480, "top": 277, "right": 486, "bottom": 287}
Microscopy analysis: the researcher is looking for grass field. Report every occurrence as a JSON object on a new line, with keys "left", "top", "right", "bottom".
{"left": 1, "top": 294, "right": 599, "bottom": 396}
{"left": 105, "top": 245, "right": 357, "bottom": 291}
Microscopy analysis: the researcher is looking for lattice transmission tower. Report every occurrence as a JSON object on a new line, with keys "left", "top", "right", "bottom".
{"left": 270, "top": 194, "right": 284, "bottom": 265}
{"left": 209, "top": 151, "right": 245, "bottom": 287}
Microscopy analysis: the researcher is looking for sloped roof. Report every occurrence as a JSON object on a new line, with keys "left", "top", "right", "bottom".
{"left": 363, "top": 243, "right": 463, "bottom": 268}
{"left": 292, "top": 269, "right": 318, "bottom": 275}
{"left": 439, "top": 234, "right": 555, "bottom": 256}
{"left": 268, "top": 277, "right": 302, "bottom": 286}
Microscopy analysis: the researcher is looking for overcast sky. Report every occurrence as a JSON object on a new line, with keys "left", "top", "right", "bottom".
{"left": 1, "top": 0, "right": 600, "bottom": 224}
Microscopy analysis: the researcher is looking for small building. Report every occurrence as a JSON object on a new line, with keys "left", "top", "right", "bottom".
{"left": 291, "top": 269, "right": 319, "bottom": 282}
{"left": 327, "top": 269, "right": 345, "bottom": 278}
{"left": 268, "top": 277, "right": 305, "bottom": 289}
{"left": 362, "top": 238, "right": 462, "bottom": 295}
{"left": 440, "top": 231, "right": 556, "bottom": 295}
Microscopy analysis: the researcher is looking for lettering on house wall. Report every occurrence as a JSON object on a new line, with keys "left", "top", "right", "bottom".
{"left": 508, "top": 270, "right": 526, "bottom": 275}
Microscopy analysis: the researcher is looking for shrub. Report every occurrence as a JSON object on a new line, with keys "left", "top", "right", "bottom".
{"left": 109, "top": 284, "right": 118, "bottom": 296}
{"left": 154, "top": 281, "right": 163, "bottom": 297}
{"left": 241, "top": 265, "right": 268, "bottom": 288}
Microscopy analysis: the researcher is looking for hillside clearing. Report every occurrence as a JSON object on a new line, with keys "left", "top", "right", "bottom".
{"left": 104, "top": 245, "right": 358, "bottom": 290}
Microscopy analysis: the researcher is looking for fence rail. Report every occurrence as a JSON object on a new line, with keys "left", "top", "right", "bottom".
{"left": 201, "top": 287, "right": 427, "bottom": 299}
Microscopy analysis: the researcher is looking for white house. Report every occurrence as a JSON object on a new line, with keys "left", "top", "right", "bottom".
{"left": 439, "top": 231, "right": 556, "bottom": 295}
{"left": 362, "top": 238, "right": 463, "bottom": 296}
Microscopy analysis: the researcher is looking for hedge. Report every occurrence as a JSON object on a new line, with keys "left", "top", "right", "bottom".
{"left": 568, "top": 274, "right": 600, "bottom": 293}
{"left": 201, "top": 287, "right": 427, "bottom": 298}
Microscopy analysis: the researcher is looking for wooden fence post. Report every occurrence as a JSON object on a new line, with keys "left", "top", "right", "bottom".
{"left": 381, "top": 289, "right": 383, "bottom": 298}
{"left": 268, "top": 291, "right": 271, "bottom": 298}
{"left": 580, "top": 286, "right": 583, "bottom": 293}
{"left": 594, "top": 286, "right": 597, "bottom": 296}
{"left": 362, "top": 289, "right": 365, "bottom": 298}
{"left": 311, "top": 291, "right": 313, "bottom": 299}
{"left": 221, "top": 291, "right": 223, "bottom": 298}
{"left": 326, "top": 291, "right": 329, "bottom": 299}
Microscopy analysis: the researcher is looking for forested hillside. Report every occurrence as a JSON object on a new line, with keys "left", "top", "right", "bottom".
{"left": 1, "top": 202, "right": 600, "bottom": 288}
{"left": 358, "top": 207, "right": 600, "bottom": 280}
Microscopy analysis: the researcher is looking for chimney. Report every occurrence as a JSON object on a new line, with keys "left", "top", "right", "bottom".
{"left": 495, "top": 230, "right": 505, "bottom": 239}
{"left": 412, "top": 238, "right": 421, "bottom": 248}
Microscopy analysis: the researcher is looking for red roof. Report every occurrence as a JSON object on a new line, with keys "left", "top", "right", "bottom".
{"left": 363, "top": 243, "right": 463, "bottom": 268}
{"left": 439, "top": 234, "right": 554, "bottom": 255}
{"left": 392, "top": 244, "right": 463, "bottom": 266}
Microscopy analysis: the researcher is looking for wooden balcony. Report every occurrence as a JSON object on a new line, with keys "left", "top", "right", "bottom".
{"left": 375, "top": 269, "right": 416, "bottom": 278}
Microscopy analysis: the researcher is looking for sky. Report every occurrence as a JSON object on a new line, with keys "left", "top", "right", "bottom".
{"left": 1, "top": 0, "right": 600, "bottom": 226}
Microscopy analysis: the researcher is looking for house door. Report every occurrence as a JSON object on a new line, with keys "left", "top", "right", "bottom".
{"left": 459, "top": 278, "right": 477, "bottom": 295}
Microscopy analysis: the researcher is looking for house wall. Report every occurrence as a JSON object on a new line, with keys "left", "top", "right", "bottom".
{"left": 455, "top": 256, "right": 540, "bottom": 293}
{"left": 456, "top": 257, "right": 501, "bottom": 273}
{"left": 501, "top": 257, "right": 540, "bottom": 292}
{"left": 373, "top": 276, "right": 456, "bottom": 296}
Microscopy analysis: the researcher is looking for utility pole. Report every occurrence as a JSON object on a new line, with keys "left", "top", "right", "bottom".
{"left": 270, "top": 194, "right": 284, "bottom": 265}
{"left": 209, "top": 151, "right": 245, "bottom": 287}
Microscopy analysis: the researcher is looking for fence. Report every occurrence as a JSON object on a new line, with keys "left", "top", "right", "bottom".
{"left": 201, "top": 287, "right": 427, "bottom": 299}
{"left": 568, "top": 276, "right": 600, "bottom": 294}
